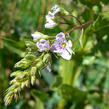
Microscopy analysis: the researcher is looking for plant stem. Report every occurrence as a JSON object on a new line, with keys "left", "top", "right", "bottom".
{"left": 65, "top": 20, "right": 93, "bottom": 34}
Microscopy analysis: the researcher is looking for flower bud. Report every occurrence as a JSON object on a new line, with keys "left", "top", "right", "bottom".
{"left": 10, "top": 71, "right": 22, "bottom": 77}
{"left": 30, "top": 67, "right": 37, "bottom": 76}
{"left": 21, "top": 82, "right": 26, "bottom": 89}
{"left": 25, "top": 80, "right": 30, "bottom": 88}
{"left": 31, "top": 31, "right": 49, "bottom": 41}
{"left": 60, "top": 8, "right": 69, "bottom": 16}
{"left": 14, "top": 59, "right": 31, "bottom": 69}
{"left": 42, "top": 53, "right": 51, "bottom": 63}
{"left": 31, "top": 76, "right": 36, "bottom": 85}
{"left": 25, "top": 53, "right": 36, "bottom": 60}
{"left": 36, "top": 61, "right": 43, "bottom": 69}
{"left": 25, "top": 41, "right": 37, "bottom": 51}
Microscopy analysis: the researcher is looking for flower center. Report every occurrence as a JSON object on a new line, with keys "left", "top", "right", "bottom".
{"left": 61, "top": 43, "right": 66, "bottom": 48}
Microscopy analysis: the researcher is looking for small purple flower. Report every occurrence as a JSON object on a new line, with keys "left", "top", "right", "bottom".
{"left": 51, "top": 5, "right": 60, "bottom": 15}
{"left": 36, "top": 39, "right": 50, "bottom": 51}
{"left": 51, "top": 32, "right": 74, "bottom": 60}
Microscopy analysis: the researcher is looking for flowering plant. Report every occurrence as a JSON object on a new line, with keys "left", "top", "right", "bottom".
{"left": 4, "top": 4, "right": 93, "bottom": 106}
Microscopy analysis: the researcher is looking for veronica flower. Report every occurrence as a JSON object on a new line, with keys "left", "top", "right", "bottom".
{"left": 36, "top": 39, "right": 50, "bottom": 52}
{"left": 51, "top": 32, "right": 74, "bottom": 60}
{"left": 45, "top": 5, "right": 60, "bottom": 29}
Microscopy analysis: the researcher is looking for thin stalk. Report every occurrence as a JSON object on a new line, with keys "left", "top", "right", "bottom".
{"left": 65, "top": 20, "right": 93, "bottom": 34}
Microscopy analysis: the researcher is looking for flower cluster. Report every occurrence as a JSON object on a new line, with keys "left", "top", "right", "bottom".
{"left": 31, "top": 32, "right": 74, "bottom": 61}
{"left": 45, "top": 5, "right": 60, "bottom": 28}
{"left": 31, "top": 5, "right": 74, "bottom": 64}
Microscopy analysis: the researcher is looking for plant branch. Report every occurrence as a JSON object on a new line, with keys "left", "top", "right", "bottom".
{"left": 65, "top": 20, "right": 93, "bottom": 34}
{"left": 70, "top": 14, "right": 82, "bottom": 25}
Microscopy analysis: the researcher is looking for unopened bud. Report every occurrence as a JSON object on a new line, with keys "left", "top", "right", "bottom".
{"left": 30, "top": 67, "right": 37, "bottom": 76}
{"left": 36, "top": 61, "right": 43, "bottom": 69}
{"left": 43, "top": 53, "right": 51, "bottom": 63}
{"left": 25, "top": 53, "right": 36, "bottom": 60}
{"left": 25, "top": 41, "right": 37, "bottom": 51}
{"left": 14, "top": 59, "right": 31, "bottom": 69}
{"left": 60, "top": 8, "right": 69, "bottom": 16}
{"left": 31, "top": 76, "right": 36, "bottom": 85}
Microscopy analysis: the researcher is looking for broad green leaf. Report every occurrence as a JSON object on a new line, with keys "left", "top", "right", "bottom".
{"left": 59, "top": 84, "right": 87, "bottom": 103}
{"left": 32, "top": 90, "right": 48, "bottom": 101}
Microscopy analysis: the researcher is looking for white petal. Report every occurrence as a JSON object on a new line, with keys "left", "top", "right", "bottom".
{"left": 51, "top": 5, "right": 59, "bottom": 10}
{"left": 68, "top": 40, "right": 72, "bottom": 47}
{"left": 51, "top": 5, "right": 60, "bottom": 15}
{"left": 45, "top": 22, "right": 57, "bottom": 28}
{"left": 48, "top": 11, "right": 55, "bottom": 17}
{"left": 46, "top": 13, "right": 54, "bottom": 22}
{"left": 56, "top": 32, "right": 65, "bottom": 40}
{"left": 60, "top": 49, "right": 72, "bottom": 60}
{"left": 31, "top": 33, "right": 42, "bottom": 40}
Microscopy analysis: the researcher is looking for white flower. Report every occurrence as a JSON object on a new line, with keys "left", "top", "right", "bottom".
{"left": 51, "top": 5, "right": 60, "bottom": 15}
{"left": 45, "top": 20, "right": 57, "bottom": 28}
{"left": 45, "top": 5, "right": 60, "bottom": 29}
{"left": 36, "top": 39, "right": 50, "bottom": 52}
{"left": 31, "top": 32, "right": 42, "bottom": 41}
{"left": 51, "top": 32, "right": 74, "bottom": 60}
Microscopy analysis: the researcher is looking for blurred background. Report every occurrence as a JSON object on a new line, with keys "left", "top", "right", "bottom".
{"left": 0, "top": 0, "right": 109, "bottom": 109}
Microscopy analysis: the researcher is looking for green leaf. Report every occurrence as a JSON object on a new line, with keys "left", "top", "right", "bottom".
{"left": 32, "top": 90, "right": 48, "bottom": 101}
{"left": 104, "top": 71, "right": 109, "bottom": 91}
{"left": 35, "top": 98, "right": 45, "bottom": 109}
{"left": 59, "top": 84, "right": 87, "bottom": 103}
{"left": 79, "top": 28, "right": 84, "bottom": 48}
{"left": 50, "top": 76, "right": 62, "bottom": 90}
{"left": 92, "top": 12, "right": 109, "bottom": 35}
{"left": 82, "top": 56, "right": 95, "bottom": 65}
{"left": 3, "top": 39, "right": 25, "bottom": 57}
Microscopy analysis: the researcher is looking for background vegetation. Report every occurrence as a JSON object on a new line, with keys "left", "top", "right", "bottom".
{"left": 0, "top": 0, "right": 109, "bottom": 109}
